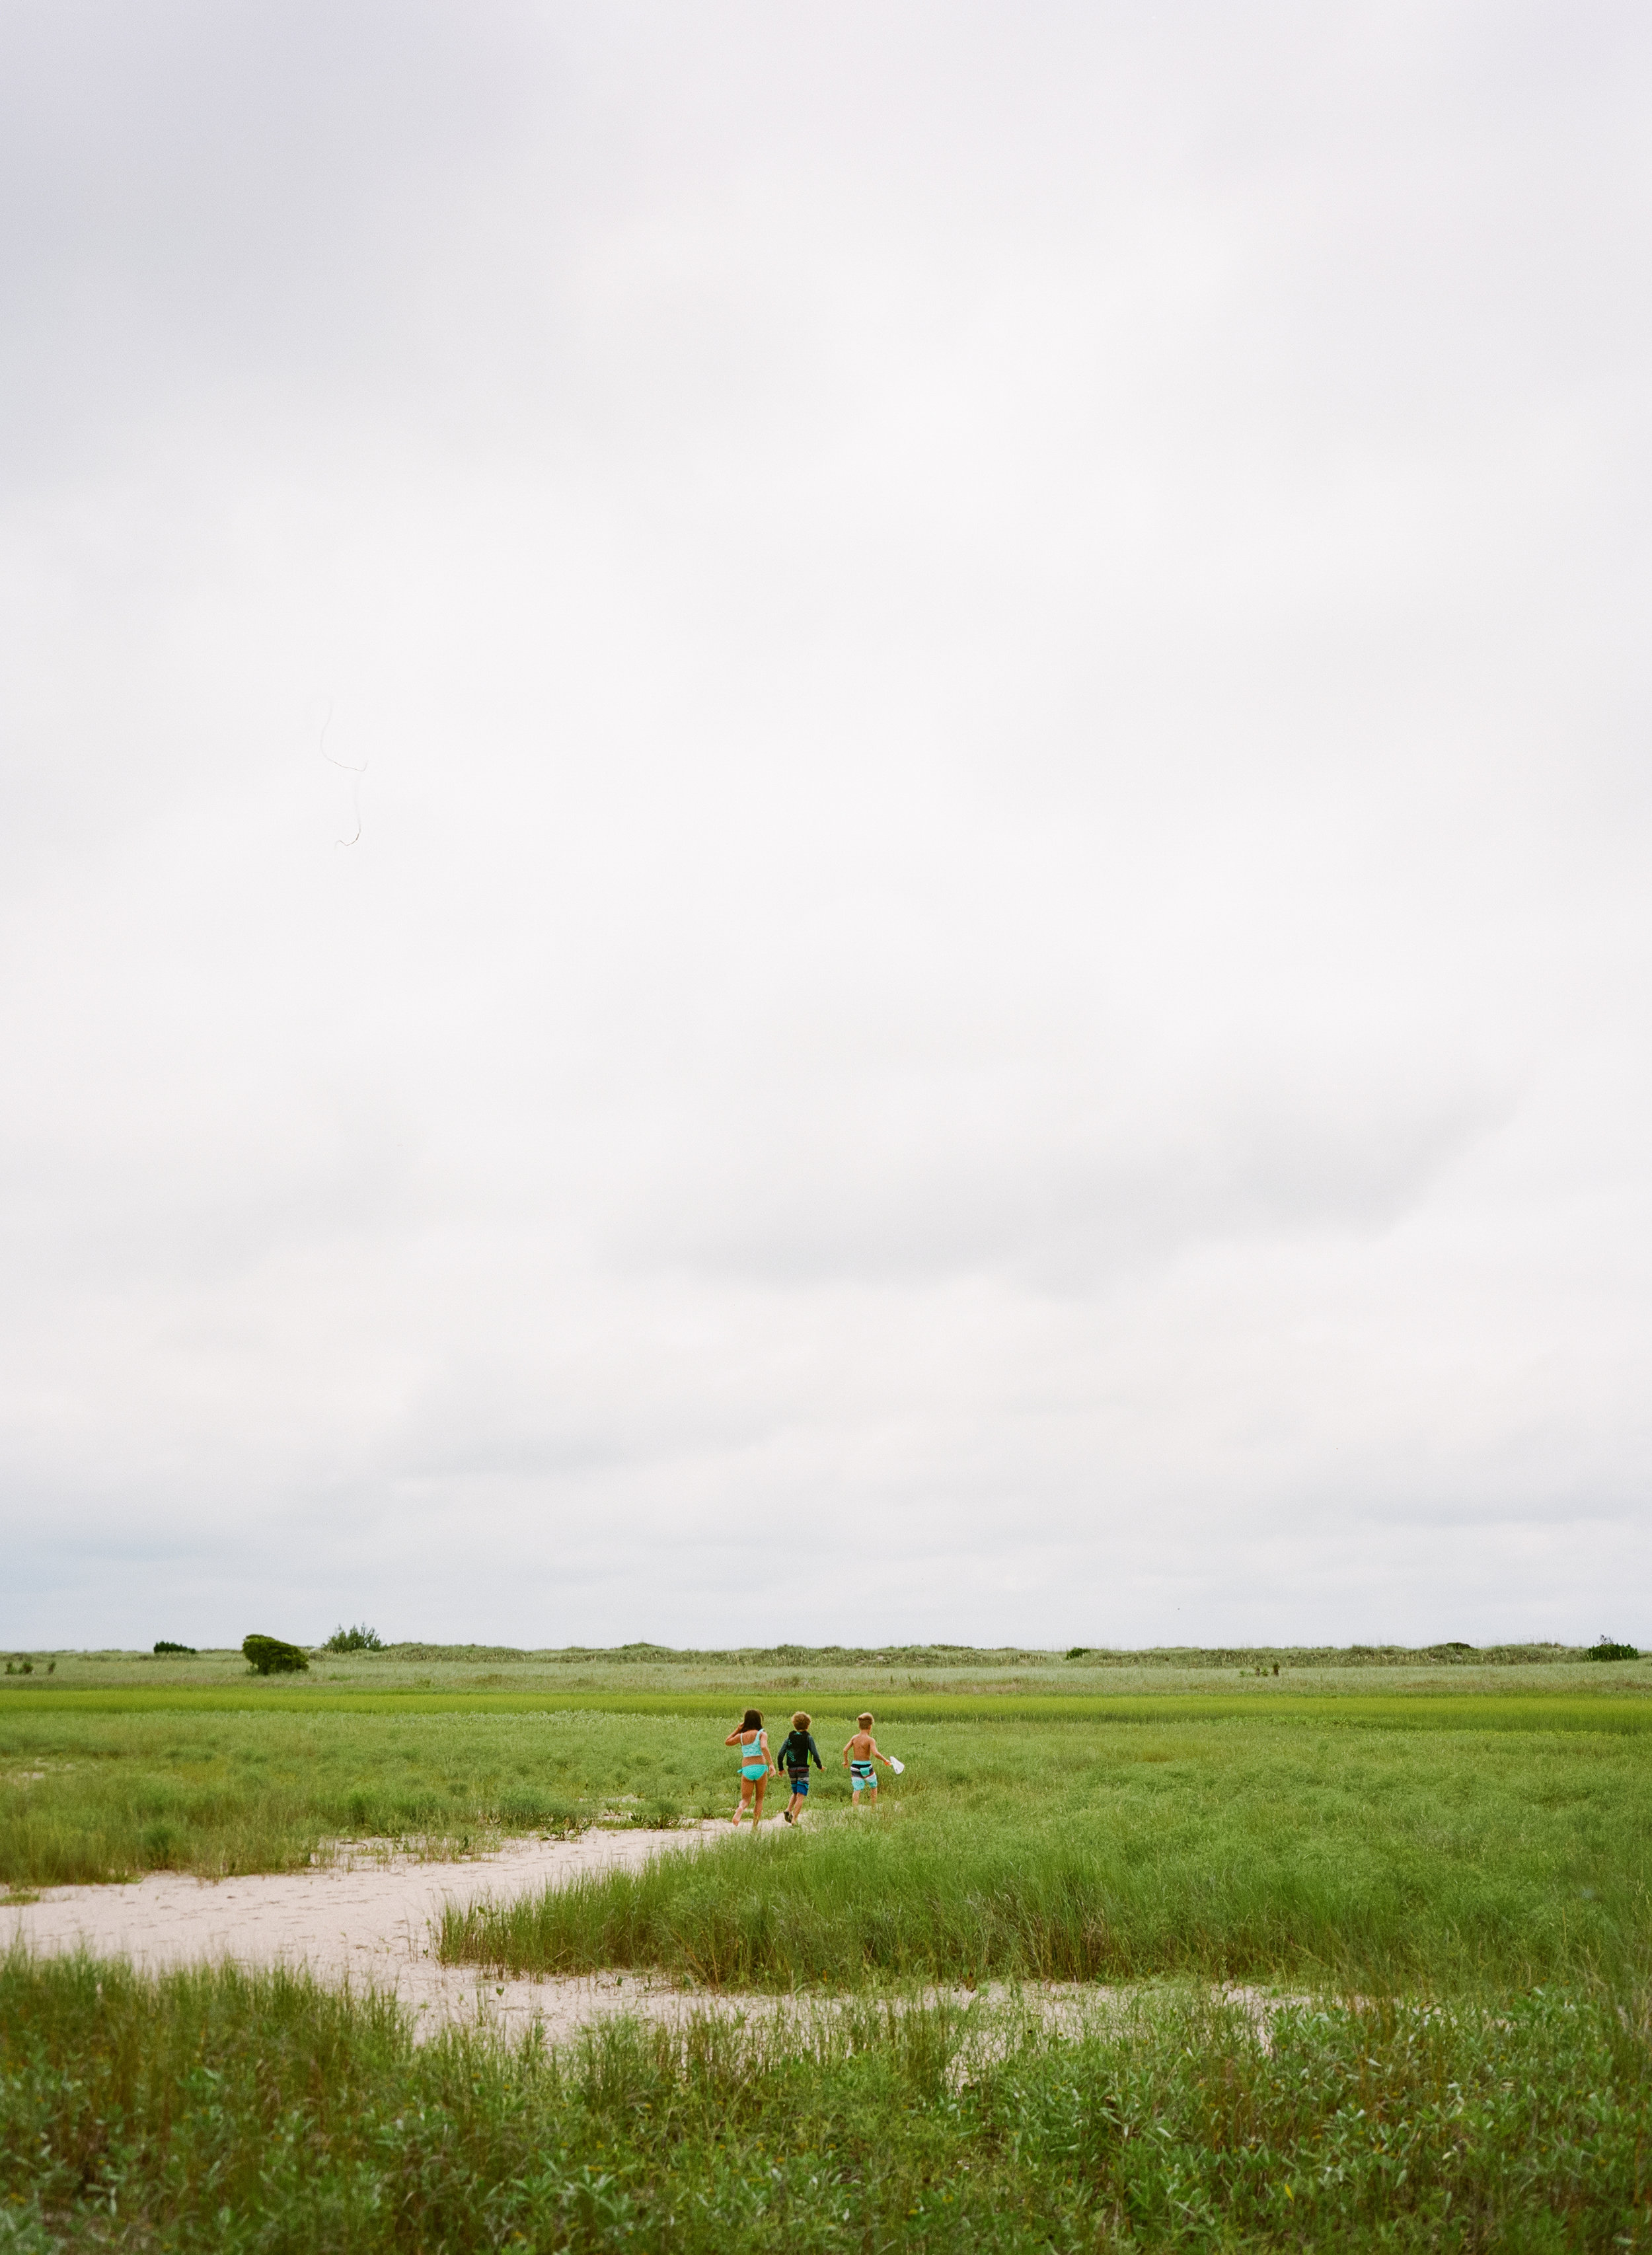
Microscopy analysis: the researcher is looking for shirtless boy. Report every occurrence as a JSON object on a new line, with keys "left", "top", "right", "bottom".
{"left": 842, "top": 1713, "right": 894, "bottom": 1809}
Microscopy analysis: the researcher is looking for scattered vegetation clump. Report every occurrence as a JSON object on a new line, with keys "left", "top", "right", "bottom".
{"left": 3, "top": 1660, "right": 32, "bottom": 1676}
{"left": 1590, "top": 1636, "right": 1639, "bottom": 1662}
{"left": 372, "top": 1642, "right": 530, "bottom": 1662}
{"left": 151, "top": 1640, "right": 196, "bottom": 1655}
{"left": 241, "top": 1634, "right": 309, "bottom": 1676}
{"left": 1, "top": 1958, "right": 1648, "bottom": 2251}
{"left": 323, "top": 1623, "right": 385, "bottom": 1653}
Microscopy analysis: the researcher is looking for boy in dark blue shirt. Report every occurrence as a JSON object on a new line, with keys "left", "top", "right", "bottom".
{"left": 774, "top": 1711, "right": 823, "bottom": 1824}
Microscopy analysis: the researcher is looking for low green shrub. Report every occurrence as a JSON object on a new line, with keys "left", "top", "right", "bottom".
{"left": 152, "top": 1640, "right": 196, "bottom": 1656}
{"left": 241, "top": 1635, "right": 309, "bottom": 1676}
{"left": 1589, "top": 1637, "right": 1639, "bottom": 1661}
{"left": 323, "top": 1623, "right": 385, "bottom": 1653}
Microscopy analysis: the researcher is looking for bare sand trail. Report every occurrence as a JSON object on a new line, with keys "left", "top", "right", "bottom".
{"left": 3, "top": 1826, "right": 739, "bottom": 2043}
{"left": 5, "top": 1826, "right": 1304, "bottom": 2048}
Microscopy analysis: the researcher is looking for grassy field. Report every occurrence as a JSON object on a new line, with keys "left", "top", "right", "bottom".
{"left": 0, "top": 1706, "right": 717, "bottom": 1890}
{"left": 6, "top": 1637, "right": 1646, "bottom": 1699}
{"left": 3, "top": 1666, "right": 1649, "bottom": 2003}
{"left": 5, "top": 1648, "right": 1651, "bottom": 2246}
{"left": 2, "top": 1953, "right": 1647, "bottom": 2251}
{"left": 440, "top": 1709, "right": 1652, "bottom": 1995}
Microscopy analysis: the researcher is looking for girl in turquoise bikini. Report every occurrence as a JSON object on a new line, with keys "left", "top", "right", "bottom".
{"left": 725, "top": 1707, "right": 774, "bottom": 1827}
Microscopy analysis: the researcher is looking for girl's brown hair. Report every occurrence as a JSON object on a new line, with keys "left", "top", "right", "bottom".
{"left": 740, "top": 1707, "right": 763, "bottom": 1731}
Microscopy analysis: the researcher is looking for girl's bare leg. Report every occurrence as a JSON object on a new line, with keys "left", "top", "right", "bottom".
{"left": 732, "top": 1779, "right": 755, "bottom": 1826}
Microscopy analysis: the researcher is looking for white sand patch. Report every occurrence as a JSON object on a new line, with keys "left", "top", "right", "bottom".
{"left": 3, "top": 1825, "right": 734, "bottom": 2040}
{"left": 4, "top": 1826, "right": 1323, "bottom": 2048}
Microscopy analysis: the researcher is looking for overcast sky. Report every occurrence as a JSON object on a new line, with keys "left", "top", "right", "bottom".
{"left": 3, "top": 1, "right": 1649, "bottom": 1652}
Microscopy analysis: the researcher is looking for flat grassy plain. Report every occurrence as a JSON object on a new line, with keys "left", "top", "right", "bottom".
{"left": 3, "top": 1651, "right": 1649, "bottom": 1996}
{"left": 9, "top": 1637, "right": 1647, "bottom": 1698}
{"left": 5, "top": 1648, "right": 1651, "bottom": 2246}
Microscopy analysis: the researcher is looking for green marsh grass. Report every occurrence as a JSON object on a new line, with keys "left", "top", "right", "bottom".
{"left": 10, "top": 1662, "right": 1652, "bottom": 2244}
{"left": 0, "top": 1709, "right": 723, "bottom": 1888}
{"left": 3, "top": 1951, "right": 1648, "bottom": 2250}
{"left": 9, "top": 1699, "right": 1652, "bottom": 2001}
{"left": 441, "top": 1711, "right": 1652, "bottom": 1995}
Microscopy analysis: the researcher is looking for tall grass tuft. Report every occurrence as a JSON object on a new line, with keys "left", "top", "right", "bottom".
{"left": 444, "top": 1810, "right": 1652, "bottom": 1995}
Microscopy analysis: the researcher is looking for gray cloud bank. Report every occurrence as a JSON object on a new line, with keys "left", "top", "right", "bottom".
{"left": 2, "top": 1, "right": 1649, "bottom": 1647}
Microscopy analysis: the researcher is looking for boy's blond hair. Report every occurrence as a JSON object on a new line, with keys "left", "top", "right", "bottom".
{"left": 857, "top": 1711, "right": 874, "bottom": 1727}
{"left": 792, "top": 1711, "right": 811, "bottom": 1728}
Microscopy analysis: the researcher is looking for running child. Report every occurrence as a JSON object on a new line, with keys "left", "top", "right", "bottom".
{"left": 725, "top": 1708, "right": 773, "bottom": 1826}
{"left": 774, "top": 1711, "right": 823, "bottom": 1824}
{"left": 843, "top": 1713, "right": 895, "bottom": 1809}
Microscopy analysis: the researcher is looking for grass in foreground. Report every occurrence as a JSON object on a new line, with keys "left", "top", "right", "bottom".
{"left": 2, "top": 1953, "right": 1648, "bottom": 2251}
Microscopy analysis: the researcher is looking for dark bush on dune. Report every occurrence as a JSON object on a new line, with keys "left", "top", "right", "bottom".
{"left": 1589, "top": 1637, "right": 1639, "bottom": 1661}
{"left": 242, "top": 1635, "right": 309, "bottom": 1676}
{"left": 153, "top": 1640, "right": 196, "bottom": 1655}
{"left": 323, "top": 1623, "right": 384, "bottom": 1653}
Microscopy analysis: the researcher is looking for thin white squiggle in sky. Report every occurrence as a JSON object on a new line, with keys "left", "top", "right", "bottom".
{"left": 316, "top": 700, "right": 366, "bottom": 846}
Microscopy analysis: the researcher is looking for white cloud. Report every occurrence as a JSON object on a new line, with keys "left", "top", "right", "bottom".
{"left": 2, "top": 1, "right": 1649, "bottom": 1648}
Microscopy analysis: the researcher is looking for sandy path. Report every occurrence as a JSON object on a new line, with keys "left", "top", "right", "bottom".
{"left": 5, "top": 1829, "right": 1310, "bottom": 2049}
{"left": 3, "top": 1826, "right": 736, "bottom": 2042}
